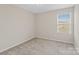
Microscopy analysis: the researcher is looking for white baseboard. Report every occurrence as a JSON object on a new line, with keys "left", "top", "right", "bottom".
{"left": 0, "top": 36, "right": 35, "bottom": 53}
{"left": 36, "top": 36, "right": 73, "bottom": 44}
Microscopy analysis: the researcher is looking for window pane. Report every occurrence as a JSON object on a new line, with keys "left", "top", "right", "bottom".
{"left": 57, "top": 24, "right": 69, "bottom": 32}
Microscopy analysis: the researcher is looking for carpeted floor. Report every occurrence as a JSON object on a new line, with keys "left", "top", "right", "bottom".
{"left": 0, "top": 38, "right": 78, "bottom": 55}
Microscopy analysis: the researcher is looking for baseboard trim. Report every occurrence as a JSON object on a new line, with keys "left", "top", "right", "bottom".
{"left": 0, "top": 36, "right": 35, "bottom": 53}
{"left": 36, "top": 37, "right": 73, "bottom": 45}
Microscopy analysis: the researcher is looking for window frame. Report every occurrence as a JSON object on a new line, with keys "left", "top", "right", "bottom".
{"left": 57, "top": 12, "right": 72, "bottom": 34}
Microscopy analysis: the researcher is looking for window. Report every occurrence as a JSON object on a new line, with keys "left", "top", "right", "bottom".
{"left": 57, "top": 12, "right": 71, "bottom": 33}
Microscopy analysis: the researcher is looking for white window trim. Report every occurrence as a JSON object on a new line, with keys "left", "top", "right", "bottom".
{"left": 57, "top": 12, "right": 72, "bottom": 34}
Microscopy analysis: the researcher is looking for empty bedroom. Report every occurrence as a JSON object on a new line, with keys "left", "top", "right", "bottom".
{"left": 0, "top": 4, "right": 79, "bottom": 55}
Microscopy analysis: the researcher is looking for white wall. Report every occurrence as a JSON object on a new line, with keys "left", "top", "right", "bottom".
{"left": 74, "top": 5, "right": 79, "bottom": 53}
{"left": 0, "top": 5, "right": 35, "bottom": 52}
{"left": 36, "top": 7, "right": 74, "bottom": 43}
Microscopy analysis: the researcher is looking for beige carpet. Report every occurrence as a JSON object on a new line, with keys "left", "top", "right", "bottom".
{"left": 0, "top": 38, "right": 78, "bottom": 55}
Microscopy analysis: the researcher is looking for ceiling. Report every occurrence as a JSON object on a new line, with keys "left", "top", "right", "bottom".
{"left": 15, "top": 4, "right": 74, "bottom": 13}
